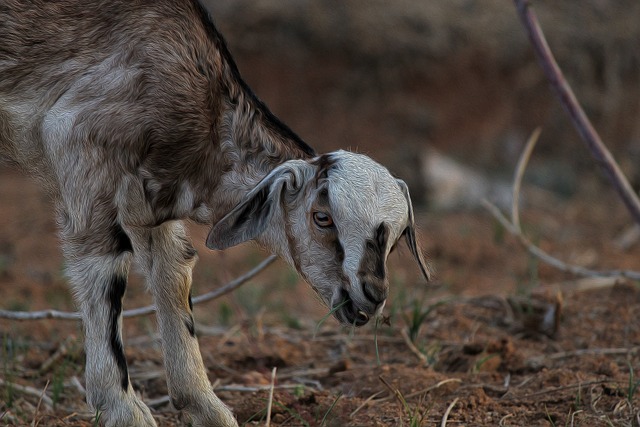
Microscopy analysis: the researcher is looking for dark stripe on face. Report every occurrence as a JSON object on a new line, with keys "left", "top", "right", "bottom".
{"left": 334, "top": 237, "right": 345, "bottom": 264}
{"left": 368, "top": 223, "right": 389, "bottom": 279}
{"left": 108, "top": 275, "right": 129, "bottom": 390}
{"left": 358, "top": 223, "right": 389, "bottom": 304}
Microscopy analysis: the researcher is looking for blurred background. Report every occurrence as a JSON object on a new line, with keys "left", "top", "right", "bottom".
{"left": 2, "top": 0, "right": 640, "bottom": 326}
{"left": 204, "top": 0, "right": 640, "bottom": 208}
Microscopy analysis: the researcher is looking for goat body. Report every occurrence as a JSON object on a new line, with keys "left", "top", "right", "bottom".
{"left": 0, "top": 1, "right": 429, "bottom": 426}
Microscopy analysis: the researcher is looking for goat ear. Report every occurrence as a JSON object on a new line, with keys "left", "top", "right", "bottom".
{"left": 396, "top": 179, "right": 432, "bottom": 281}
{"left": 206, "top": 161, "right": 306, "bottom": 250}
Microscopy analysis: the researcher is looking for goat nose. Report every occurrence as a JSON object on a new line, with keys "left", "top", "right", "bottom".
{"left": 356, "top": 310, "right": 369, "bottom": 324}
{"left": 362, "top": 280, "right": 388, "bottom": 306}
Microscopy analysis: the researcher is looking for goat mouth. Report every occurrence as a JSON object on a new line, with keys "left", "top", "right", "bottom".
{"left": 333, "top": 290, "right": 370, "bottom": 327}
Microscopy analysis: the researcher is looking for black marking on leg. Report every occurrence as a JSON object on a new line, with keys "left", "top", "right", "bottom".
{"left": 185, "top": 315, "right": 196, "bottom": 338}
{"left": 111, "top": 222, "right": 133, "bottom": 253}
{"left": 184, "top": 245, "right": 197, "bottom": 261}
{"left": 108, "top": 275, "right": 130, "bottom": 390}
{"left": 171, "top": 395, "right": 189, "bottom": 410}
{"left": 177, "top": 235, "right": 197, "bottom": 262}
{"left": 185, "top": 289, "right": 195, "bottom": 337}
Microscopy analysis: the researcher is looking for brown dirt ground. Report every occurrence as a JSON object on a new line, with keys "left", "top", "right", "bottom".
{"left": 1, "top": 164, "right": 640, "bottom": 427}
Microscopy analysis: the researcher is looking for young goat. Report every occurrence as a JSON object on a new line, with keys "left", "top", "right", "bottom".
{"left": 0, "top": 1, "right": 430, "bottom": 425}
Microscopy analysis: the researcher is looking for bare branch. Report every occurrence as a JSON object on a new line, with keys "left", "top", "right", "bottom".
{"left": 483, "top": 126, "right": 640, "bottom": 280}
{"left": 0, "top": 378, "right": 54, "bottom": 409}
{"left": 0, "top": 255, "right": 277, "bottom": 321}
{"left": 265, "top": 367, "right": 277, "bottom": 427}
{"left": 513, "top": 0, "right": 640, "bottom": 226}
{"left": 526, "top": 346, "right": 640, "bottom": 369}
{"left": 483, "top": 199, "right": 640, "bottom": 281}
{"left": 0, "top": 308, "right": 81, "bottom": 321}
{"left": 400, "top": 328, "right": 428, "bottom": 364}
{"left": 441, "top": 397, "right": 459, "bottom": 427}
{"left": 512, "top": 127, "right": 540, "bottom": 231}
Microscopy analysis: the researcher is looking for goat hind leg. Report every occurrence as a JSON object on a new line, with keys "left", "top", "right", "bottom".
{"left": 63, "top": 237, "right": 156, "bottom": 426}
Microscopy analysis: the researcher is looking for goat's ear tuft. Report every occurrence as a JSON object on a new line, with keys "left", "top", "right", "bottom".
{"left": 206, "top": 161, "right": 307, "bottom": 250}
{"left": 396, "top": 179, "right": 432, "bottom": 281}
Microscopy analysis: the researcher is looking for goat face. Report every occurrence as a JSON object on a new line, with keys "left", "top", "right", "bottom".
{"left": 207, "top": 150, "right": 429, "bottom": 326}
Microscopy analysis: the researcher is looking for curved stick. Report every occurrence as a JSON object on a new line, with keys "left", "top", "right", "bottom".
{"left": 483, "top": 199, "right": 640, "bottom": 281}
{"left": 513, "top": 0, "right": 640, "bottom": 226}
{"left": 484, "top": 128, "right": 640, "bottom": 280}
{"left": 0, "top": 255, "right": 277, "bottom": 321}
{"left": 512, "top": 127, "right": 541, "bottom": 231}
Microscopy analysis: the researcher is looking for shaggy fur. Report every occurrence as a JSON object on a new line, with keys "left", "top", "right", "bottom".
{"left": 0, "top": 1, "right": 429, "bottom": 426}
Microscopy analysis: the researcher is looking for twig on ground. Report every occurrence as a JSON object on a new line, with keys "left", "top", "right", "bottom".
{"left": 372, "top": 378, "right": 462, "bottom": 404}
{"left": 511, "top": 127, "right": 540, "bottom": 232}
{"left": 349, "top": 391, "right": 384, "bottom": 418}
{"left": 403, "top": 378, "right": 462, "bottom": 401}
{"left": 400, "top": 328, "right": 427, "bottom": 364}
{"left": 39, "top": 336, "right": 75, "bottom": 374}
{"left": 320, "top": 392, "right": 342, "bottom": 426}
{"left": 277, "top": 368, "right": 328, "bottom": 381}
{"left": 0, "top": 378, "right": 54, "bottom": 409}
{"left": 145, "top": 395, "right": 172, "bottom": 409}
{"left": 378, "top": 376, "right": 407, "bottom": 411}
{"left": 265, "top": 367, "right": 277, "bottom": 427}
{"left": 513, "top": 0, "right": 640, "bottom": 226}
{"left": 483, "top": 199, "right": 640, "bottom": 281}
{"left": 217, "top": 384, "right": 304, "bottom": 392}
{"left": 499, "top": 413, "right": 514, "bottom": 426}
{"left": 0, "top": 255, "right": 276, "bottom": 321}
{"left": 569, "top": 410, "right": 583, "bottom": 427}
{"left": 440, "top": 397, "right": 459, "bottom": 427}
{"left": 69, "top": 376, "right": 85, "bottom": 396}
{"left": 146, "top": 382, "right": 306, "bottom": 409}
{"left": 526, "top": 347, "right": 640, "bottom": 368}
{"left": 379, "top": 376, "right": 414, "bottom": 425}
{"left": 32, "top": 380, "right": 50, "bottom": 427}
{"left": 504, "top": 379, "right": 620, "bottom": 401}
{"left": 487, "top": 126, "right": 640, "bottom": 280}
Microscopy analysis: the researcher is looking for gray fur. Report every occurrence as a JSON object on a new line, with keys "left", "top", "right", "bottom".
{"left": 0, "top": 1, "right": 429, "bottom": 426}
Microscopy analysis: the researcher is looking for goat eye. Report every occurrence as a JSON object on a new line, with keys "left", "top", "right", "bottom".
{"left": 313, "top": 211, "right": 333, "bottom": 228}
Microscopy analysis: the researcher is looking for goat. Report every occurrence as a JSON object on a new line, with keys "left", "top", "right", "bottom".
{"left": 0, "top": 1, "right": 430, "bottom": 426}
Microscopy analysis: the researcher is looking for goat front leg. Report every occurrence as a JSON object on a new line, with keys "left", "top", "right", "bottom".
{"left": 62, "top": 232, "right": 156, "bottom": 427}
{"left": 127, "top": 221, "right": 237, "bottom": 427}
